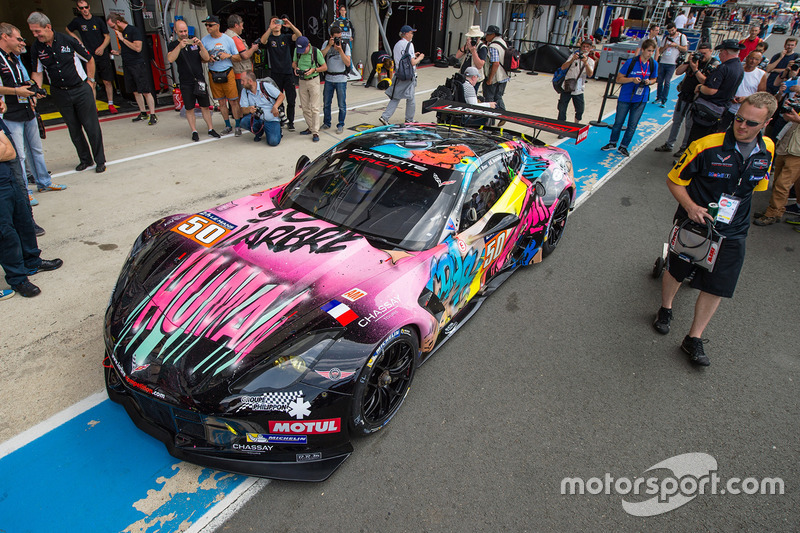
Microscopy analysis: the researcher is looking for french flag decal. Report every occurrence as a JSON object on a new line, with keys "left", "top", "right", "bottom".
{"left": 321, "top": 300, "right": 358, "bottom": 326}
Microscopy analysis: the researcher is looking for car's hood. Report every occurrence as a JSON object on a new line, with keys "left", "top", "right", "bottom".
{"left": 110, "top": 189, "right": 426, "bottom": 405}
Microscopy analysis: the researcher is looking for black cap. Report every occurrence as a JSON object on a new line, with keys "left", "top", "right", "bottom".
{"left": 697, "top": 42, "right": 712, "bottom": 50}
{"left": 485, "top": 25, "right": 501, "bottom": 35}
{"left": 202, "top": 15, "right": 220, "bottom": 25}
{"left": 715, "top": 39, "right": 745, "bottom": 51}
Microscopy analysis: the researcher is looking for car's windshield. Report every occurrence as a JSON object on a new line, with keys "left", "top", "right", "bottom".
{"left": 280, "top": 148, "right": 461, "bottom": 251}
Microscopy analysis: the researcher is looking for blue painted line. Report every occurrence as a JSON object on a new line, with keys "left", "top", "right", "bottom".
{"left": 0, "top": 400, "right": 246, "bottom": 533}
{"left": 0, "top": 79, "right": 684, "bottom": 531}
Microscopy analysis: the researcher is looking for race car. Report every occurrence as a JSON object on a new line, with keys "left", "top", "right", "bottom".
{"left": 104, "top": 102, "right": 583, "bottom": 481}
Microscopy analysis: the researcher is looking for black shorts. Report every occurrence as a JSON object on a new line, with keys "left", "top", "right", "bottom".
{"left": 180, "top": 82, "right": 210, "bottom": 110}
{"left": 94, "top": 54, "right": 115, "bottom": 82}
{"left": 124, "top": 62, "right": 154, "bottom": 94}
{"left": 667, "top": 237, "right": 746, "bottom": 298}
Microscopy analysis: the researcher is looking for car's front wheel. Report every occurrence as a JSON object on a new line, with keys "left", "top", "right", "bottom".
{"left": 542, "top": 189, "right": 571, "bottom": 257}
{"left": 351, "top": 328, "right": 418, "bottom": 436}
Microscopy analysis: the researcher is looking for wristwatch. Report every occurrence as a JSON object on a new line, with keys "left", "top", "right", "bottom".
{"left": 87, "top": 77, "right": 95, "bottom": 82}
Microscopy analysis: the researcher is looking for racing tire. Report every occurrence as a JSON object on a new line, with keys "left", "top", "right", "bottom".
{"left": 542, "top": 189, "right": 571, "bottom": 257}
{"left": 350, "top": 328, "right": 418, "bottom": 436}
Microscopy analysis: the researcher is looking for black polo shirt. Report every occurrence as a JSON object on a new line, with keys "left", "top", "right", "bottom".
{"left": 67, "top": 15, "right": 109, "bottom": 58}
{"left": 0, "top": 49, "right": 35, "bottom": 122}
{"left": 678, "top": 57, "right": 719, "bottom": 102}
{"left": 702, "top": 57, "right": 744, "bottom": 107}
{"left": 669, "top": 129, "right": 774, "bottom": 238}
{"left": 167, "top": 40, "right": 203, "bottom": 84}
{"left": 119, "top": 24, "right": 146, "bottom": 66}
{"left": 266, "top": 33, "right": 294, "bottom": 74}
{"left": 31, "top": 32, "right": 91, "bottom": 88}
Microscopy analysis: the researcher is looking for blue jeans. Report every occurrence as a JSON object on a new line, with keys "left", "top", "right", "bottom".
{"left": 656, "top": 63, "right": 676, "bottom": 103}
{"left": 609, "top": 100, "right": 647, "bottom": 149}
{"left": 323, "top": 81, "right": 347, "bottom": 128}
{"left": 241, "top": 114, "right": 282, "bottom": 146}
{"left": 482, "top": 80, "right": 507, "bottom": 110}
{"left": 6, "top": 118, "right": 52, "bottom": 191}
{"left": 0, "top": 171, "right": 41, "bottom": 287}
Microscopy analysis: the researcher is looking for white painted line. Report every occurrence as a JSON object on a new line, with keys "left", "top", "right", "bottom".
{"left": 189, "top": 478, "right": 270, "bottom": 533}
{"left": 0, "top": 390, "right": 106, "bottom": 459}
{"left": 50, "top": 90, "right": 435, "bottom": 179}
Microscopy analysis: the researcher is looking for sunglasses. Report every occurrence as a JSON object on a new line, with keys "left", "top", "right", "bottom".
{"left": 204, "top": 22, "right": 217, "bottom": 26}
{"left": 734, "top": 114, "right": 763, "bottom": 127}
{"left": 78, "top": 6, "right": 90, "bottom": 9}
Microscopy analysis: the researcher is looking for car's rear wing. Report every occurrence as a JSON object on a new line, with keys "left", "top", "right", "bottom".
{"left": 421, "top": 99, "right": 590, "bottom": 144}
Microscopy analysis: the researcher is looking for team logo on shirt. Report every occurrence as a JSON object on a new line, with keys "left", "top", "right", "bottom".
{"left": 61, "top": 46, "right": 72, "bottom": 53}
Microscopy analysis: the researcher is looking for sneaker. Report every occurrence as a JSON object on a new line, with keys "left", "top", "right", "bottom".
{"left": 208, "top": 129, "right": 221, "bottom": 138}
{"left": 0, "top": 289, "right": 14, "bottom": 301}
{"left": 10, "top": 280, "right": 40, "bottom": 298}
{"left": 653, "top": 307, "right": 672, "bottom": 335}
{"left": 253, "top": 133, "right": 263, "bottom": 142}
{"left": 753, "top": 215, "right": 781, "bottom": 226}
{"left": 673, "top": 150, "right": 685, "bottom": 158}
{"left": 234, "top": 127, "right": 242, "bottom": 137}
{"left": 27, "top": 258, "right": 63, "bottom": 275}
{"left": 287, "top": 123, "right": 296, "bottom": 132}
{"left": 784, "top": 203, "right": 800, "bottom": 217}
{"left": 681, "top": 335, "right": 710, "bottom": 366}
{"left": 148, "top": 114, "right": 158, "bottom": 125}
{"left": 601, "top": 142, "right": 616, "bottom": 151}
{"left": 336, "top": 125, "right": 344, "bottom": 134}
{"left": 654, "top": 144, "right": 673, "bottom": 152}
{"left": 108, "top": 104, "right": 118, "bottom": 114}
{"left": 75, "top": 161, "right": 91, "bottom": 172}
{"left": 132, "top": 111, "right": 147, "bottom": 122}
{"left": 34, "top": 223, "right": 45, "bottom": 237}
{"left": 37, "top": 184, "right": 68, "bottom": 192}
{"left": 312, "top": 134, "right": 320, "bottom": 142}
{"left": 659, "top": 101, "right": 666, "bottom": 108}
{"left": 786, "top": 217, "right": 800, "bottom": 226}
{"left": 221, "top": 126, "right": 233, "bottom": 135}
{"left": 299, "top": 129, "right": 312, "bottom": 135}
{"left": 191, "top": 131, "right": 199, "bottom": 142}
{"left": 618, "top": 146, "right": 630, "bottom": 157}
{"left": 321, "top": 124, "right": 331, "bottom": 130}
{"left": 29, "top": 194, "right": 39, "bottom": 207}
{"left": 379, "top": 116, "right": 389, "bottom": 126}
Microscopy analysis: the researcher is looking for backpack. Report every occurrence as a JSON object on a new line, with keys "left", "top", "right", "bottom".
{"left": 552, "top": 67, "right": 568, "bottom": 94}
{"left": 396, "top": 41, "right": 414, "bottom": 81}
{"left": 625, "top": 56, "right": 656, "bottom": 79}
{"left": 491, "top": 39, "right": 520, "bottom": 72}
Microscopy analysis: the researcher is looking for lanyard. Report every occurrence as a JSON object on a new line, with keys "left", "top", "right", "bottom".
{"left": 638, "top": 58, "right": 649, "bottom": 79}
{"left": 0, "top": 50, "right": 24, "bottom": 86}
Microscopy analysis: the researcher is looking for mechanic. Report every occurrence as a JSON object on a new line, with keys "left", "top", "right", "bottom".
{"left": 106, "top": 13, "right": 156, "bottom": 125}
{"left": 482, "top": 25, "right": 510, "bottom": 113}
{"left": 239, "top": 71, "right": 284, "bottom": 146}
{"left": 764, "top": 37, "right": 799, "bottom": 95}
{"left": 0, "top": 114, "right": 63, "bottom": 299}
{"left": 601, "top": 39, "right": 658, "bottom": 157}
{"left": 654, "top": 42, "right": 719, "bottom": 157}
{"left": 0, "top": 23, "right": 67, "bottom": 202}
{"left": 201, "top": 15, "right": 243, "bottom": 136}
{"left": 321, "top": 25, "right": 350, "bottom": 134}
{"left": 752, "top": 103, "right": 800, "bottom": 225}
{"left": 653, "top": 92, "right": 776, "bottom": 366}
{"left": 455, "top": 26, "right": 487, "bottom": 85}
{"left": 259, "top": 16, "right": 301, "bottom": 132}
{"left": 683, "top": 39, "right": 745, "bottom": 149}
{"left": 292, "top": 36, "right": 326, "bottom": 142}
{"left": 28, "top": 11, "right": 106, "bottom": 173}
{"left": 166, "top": 19, "right": 221, "bottom": 142}
{"left": 557, "top": 39, "right": 595, "bottom": 126}
{"left": 225, "top": 14, "right": 259, "bottom": 94}
{"left": 379, "top": 25, "right": 424, "bottom": 125}
{"left": 66, "top": 0, "right": 117, "bottom": 113}
{"left": 655, "top": 23, "right": 688, "bottom": 107}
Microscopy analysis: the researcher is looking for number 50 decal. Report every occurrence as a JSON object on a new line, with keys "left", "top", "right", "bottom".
{"left": 172, "top": 215, "right": 231, "bottom": 246}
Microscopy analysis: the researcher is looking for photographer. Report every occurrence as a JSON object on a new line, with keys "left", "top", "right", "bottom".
{"left": 166, "top": 19, "right": 220, "bottom": 142}
{"left": 239, "top": 71, "right": 284, "bottom": 146}
{"left": 259, "top": 16, "right": 301, "bottom": 132}
{"left": 0, "top": 23, "right": 66, "bottom": 201}
{"left": 321, "top": 25, "right": 351, "bottom": 134}
{"left": 655, "top": 23, "right": 688, "bottom": 107}
{"left": 456, "top": 26, "right": 487, "bottom": 83}
{"left": 764, "top": 37, "right": 799, "bottom": 95}
{"left": 655, "top": 43, "right": 719, "bottom": 156}
{"left": 557, "top": 39, "right": 595, "bottom": 125}
{"left": 292, "top": 36, "right": 327, "bottom": 142}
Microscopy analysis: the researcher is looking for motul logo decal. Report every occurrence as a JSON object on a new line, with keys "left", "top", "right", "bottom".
{"left": 269, "top": 418, "right": 341, "bottom": 434}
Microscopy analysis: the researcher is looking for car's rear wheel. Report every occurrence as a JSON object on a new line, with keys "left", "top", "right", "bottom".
{"left": 542, "top": 189, "right": 571, "bottom": 257}
{"left": 351, "top": 328, "right": 418, "bottom": 436}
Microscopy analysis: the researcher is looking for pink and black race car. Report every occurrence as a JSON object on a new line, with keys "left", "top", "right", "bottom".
{"left": 104, "top": 103, "right": 582, "bottom": 481}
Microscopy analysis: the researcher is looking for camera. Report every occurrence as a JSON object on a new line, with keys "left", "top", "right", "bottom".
{"left": 577, "top": 51, "right": 584, "bottom": 59}
{"left": 254, "top": 106, "right": 264, "bottom": 119}
{"left": 781, "top": 97, "right": 800, "bottom": 115}
{"left": 790, "top": 63, "right": 800, "bottom": 72}
{"left": 334, "top": 36, "right": 341, "bottom": 46}
{"left": 691, "top": 52, "right": 703, "bottom": 63}
{"left": 28, "top": 83, "right": 47, "bottom": 97}
{"left": 470, "top": 37, "right": 478, "bottom": 46}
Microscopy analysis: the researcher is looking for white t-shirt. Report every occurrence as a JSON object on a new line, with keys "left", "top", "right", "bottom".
{"left": 674, "top": 14, "right": 688, "bottom": 29}
{"left": 686, "top": 15, "right": 697, "bottom": 29}
{"left": 659, "top": 33, "right": 687, "bottom": 65}
{"left": 565, "top": 56, "right": 595, "bottom": 95}
{"left": 729, "top": 68, "right": 766, "bottom": 113}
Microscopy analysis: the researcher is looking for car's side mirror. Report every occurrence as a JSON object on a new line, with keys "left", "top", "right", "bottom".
{"left": 471, "top": 213, "right": 519, "bottom": 240}
{"left": 295, "top": 155, "right": 310, "bottom": 176}
{"left": 534, "top": 182, "right": 546, "bottom": 198}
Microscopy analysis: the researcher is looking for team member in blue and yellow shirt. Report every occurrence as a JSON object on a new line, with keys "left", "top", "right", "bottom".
{"left": 652, "top": 92, "right": 776, "bottom": 367}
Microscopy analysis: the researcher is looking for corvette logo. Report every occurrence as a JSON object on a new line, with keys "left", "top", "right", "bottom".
{"left": 717, "top": 154, "right": 731, "bottom": 163}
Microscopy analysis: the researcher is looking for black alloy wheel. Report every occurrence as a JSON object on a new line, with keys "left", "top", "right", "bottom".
{"left": 542, "top": 189, "right": 571, "bottom": 257}
{"left": 351, "top": 328, "right": 418, "bottom": 435}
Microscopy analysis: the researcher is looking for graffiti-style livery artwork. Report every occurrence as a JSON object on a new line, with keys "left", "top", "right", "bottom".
{"left": 105, "top": 122, "right": 575, "bottom": 481}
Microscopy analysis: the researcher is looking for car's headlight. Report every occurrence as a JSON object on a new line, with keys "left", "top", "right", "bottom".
{"left": 230, "top": 329, "right": 343, "bottom": 393}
